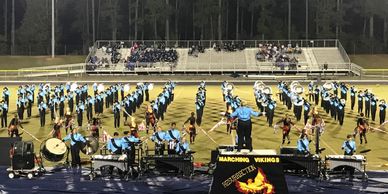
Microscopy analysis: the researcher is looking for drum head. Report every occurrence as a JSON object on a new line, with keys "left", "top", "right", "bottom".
{"left": 45, "top": 138, "right": 67, "bottom": 155}
{"left": 81, "top": 136, "right": 99, "bottom": 155}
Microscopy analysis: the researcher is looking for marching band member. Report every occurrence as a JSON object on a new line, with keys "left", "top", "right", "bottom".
{"left": 144, "top": 82, "right": 150, "bottom": 101}
{"left": 105, "top": 87, "right": 112, "bottom": 108}
{"left": 89, "top": 117, "right": 100, "bottom": 138}
{"left": 122, "top": 130, "right": 140, "bottom": 170}
{"left": 275, "top": 114, "right": 295, "bottom": 145}
{"left": 340, "top": 82, "right": 348, "bottom": 100}
{"left": 158, "top": 94, "right": 166, "bottom": 121}
{"left": 221, "top": 81, "right": 228, "bottom": 102}
{"left": 341, "top": 134, "right": 356, "bottom": 179}
{"left": 356, "top": 113, "right": 368, "bottom": 144}
{"left": 165, "top": 122, "right": 181, "bottom": 154}
{"left": 64, "top": 108, "right": 73, "bottom": 133}
{"left": 364, "top": 90, "right": 371, "bottom": 118}
{"left": 195, "top": 94, "right": 205, "bottom": 126}
{"left": 224, "top": 103, "right": 236, "bottom": 134}
{"left": 333, "top": 82, "right": 339, "bottom": 96}
{"left": 8, "top": 114, "right": 23, "bottom": 137}
{"left": 75, "top": 86, "right": 81, "bottom": 105}
{"left": 86, "top": 95, "right": 94, "bottom": 121}
{"left": 296, "top": 133, "right": 310, "bottom": 155}
{"left": 113, "top": 100, "right": 121, "bottom": 129}
{"left": 314, "top": 85, "right": 320, "bottom": 106}
{"left": 76, "top": 101, "right": 85, "bottom": 127}
{"left": 62, "top": 127, "right": 86, "bottom": 168}
{"left": 322, "top": 90, "right": 330, "bottom": 114}
{"left": 38, "top": 101, "right": 47, "bottom": 127}
{"left": 293, "top": 94, "right": 303, "bottom": 121}
{"left": 357, "top": 90, "right": 364, "bottom": 114}
{"left": 337, "top": 99, "right": 346, "bottom": 125}
{"left": 67, "top": 91, "right": 74, "bottom": 113}
{"left": 379, "top": 99, "right": 387, "bottom": 124}
{"left": 330, "top": 95, "right": 338, "bottom": 120}
{"left": 266, "top": 95, "right": 276, "bottom": 127}
{"left": 231, "top": 101, "right": 265, "bottom": 152}
{"left": 371, "top": 94, "right": 378, "bottom": 122}
{"left": 93, "top": 83, "right": 98, "bottom": 96}
{"left": 303, "top": 100, "right": 311, "bottom": 125}
{"left": 309, "top": 108, "right": 326, "bottom": 136}
{"left": 26, "top": 92, "right": 33, "bottom": 118}
{"left": 48, "top": 95, "right": 57, "bottom": 121}
{"left": 151, "top": 126, "right": 167, "bottom": 155}
{"left": 16, "top": 95, "right": 25, "bottom": 120}
{"left": 350, "top": 86, "right": 356, "bottom": 110}
{"left": 145, "top": 105, "right": 156, "bottom": 134}
{"left": 2, "top": 87, "right": 10, "bottom": 106}
{"left": 184, "top": 112, "right": 197, "bottom": 144}
{"left": 107, "top": 132, "right": 123, "bottom": 154}
{"left": 175, "top": 137, "right": 190, "bottom": 155}
{"left": 308, "top": 81, "right": 314, "bottom": 102}
{"left": 123, "top": 96, "right": 131, "bottom": 123}
{"left": 59, "top": 94, "right": 65, "bottom": 118}
{"left": 50, "top": 118, "right": 63, "bottom": 139}
{"left": 0, "top": 100, "right": 8, "bottom": 128}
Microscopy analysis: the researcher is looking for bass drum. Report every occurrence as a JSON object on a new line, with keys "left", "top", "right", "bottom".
{"left": 41, "top": 138, "right": 67, "bottom": 162}
{"left": 81, "top": 136, "right": 99, "bottom": 155}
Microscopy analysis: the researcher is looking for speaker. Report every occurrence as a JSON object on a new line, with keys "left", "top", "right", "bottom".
{"left": 12, "top": 141, "right": 35, "bottom": 170}
{"left": 280, "top": 146, "right": 298, "bottom": 155}
{"left": 0, "top": 137, "right": 22, "bottom": 166}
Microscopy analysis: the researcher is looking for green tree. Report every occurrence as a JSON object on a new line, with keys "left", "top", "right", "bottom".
{"left": 17, "top": 0, "right": 50, "bottom": 54}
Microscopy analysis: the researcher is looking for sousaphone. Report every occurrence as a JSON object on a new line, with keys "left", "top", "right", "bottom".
{"left": 262, "top": 86, "right": 273, "bottom": 95}
{"left": 226, "top": 83, "right": 234, "bottom": 91}
{"left": 323, "top": 82, "right": 333, "bottom": 91}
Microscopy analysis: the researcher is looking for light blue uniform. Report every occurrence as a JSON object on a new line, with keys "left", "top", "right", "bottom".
{"left": 342, "top": 140, "right": 356, "bottom": 155}
{"left": 63, "top": 133, "right": 86, "bottom": 146}
{"left": 230, "top": 106, "right": 260, "bottom": 121}
{"left": 175, "top": 142, "right": 190, "bottom": 155}
{"left": 121, "top": 135, "right": 140, "bottom": 150}
{"left": 297, "top": 138, "right": 310, "bottom": 153}
{"left": 107, "top": 138, "right": 124, "bottom": 153}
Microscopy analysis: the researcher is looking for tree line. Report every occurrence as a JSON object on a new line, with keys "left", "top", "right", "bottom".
{"left": 0, "top": 0, "right": 387, "bottom": 55}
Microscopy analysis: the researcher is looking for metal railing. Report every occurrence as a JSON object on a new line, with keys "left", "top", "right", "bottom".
{"left": 93, "top": 39, "right": 339, "bottom": 49}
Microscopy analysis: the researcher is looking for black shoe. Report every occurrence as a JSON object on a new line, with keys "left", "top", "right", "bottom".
{"left": 288, "top": 141, "right": 291, "bottom": 144}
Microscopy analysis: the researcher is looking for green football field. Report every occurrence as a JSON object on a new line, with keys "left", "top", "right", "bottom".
{"left": 1, "top": 83, "right": 387, "bottom": 170}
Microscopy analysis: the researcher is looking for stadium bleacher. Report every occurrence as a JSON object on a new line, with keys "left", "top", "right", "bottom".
{"left": 85, "top": 40, "right": 353, "bottom": 76}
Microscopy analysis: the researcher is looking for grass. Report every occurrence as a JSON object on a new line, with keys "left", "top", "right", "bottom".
{"left": 350, "top": 54, "right": 388, "bottom": 69}
{"left": 1, "top": 83, "right": 388, "bottom": 170}
{"left": 0, "top": 55, "right": 85, "bottom": 70}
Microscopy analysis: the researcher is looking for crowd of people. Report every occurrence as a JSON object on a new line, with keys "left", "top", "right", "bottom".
{"left": 125, "top": 43, "right": 178, "bottom": 70}
{"left": 256, "top": 43, "right": 302, "bottom": 70}
{"left": 86, "top": 42, "right": 179, "bottom": 71}
{"left": 188, "top": 44, "right": 205, "bottom": 57}
{"left": 213, "top": 42, "right": 245, "bottom": 52}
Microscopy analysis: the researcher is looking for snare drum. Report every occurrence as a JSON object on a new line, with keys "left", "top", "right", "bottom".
{"left": 41, "top": 138, "right": 67, "bottom": 162}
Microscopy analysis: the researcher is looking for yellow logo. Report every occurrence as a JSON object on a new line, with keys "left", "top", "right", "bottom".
{"left": 235, "top": 168, "right": 274, "bottom": 194}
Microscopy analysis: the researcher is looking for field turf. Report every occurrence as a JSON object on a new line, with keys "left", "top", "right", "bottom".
{"left": 0, "top": 83, "right": 387, "bottom": 170}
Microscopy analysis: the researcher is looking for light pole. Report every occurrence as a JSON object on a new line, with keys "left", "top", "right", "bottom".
{"left": 288, "top": 0, "right": 291, "bottom": 41}
{"left": 51, "top": 0, "right": 55, "bottom": 58}
{"left": 306, "top": 0, "right": 308, "bottom": 40}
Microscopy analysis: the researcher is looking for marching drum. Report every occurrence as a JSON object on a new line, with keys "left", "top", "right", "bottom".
{"left": 41, "top": 138, "right": 67, "bottom": 162}
{"left": 81, "top": 136, "right": 99, "bottom": 155}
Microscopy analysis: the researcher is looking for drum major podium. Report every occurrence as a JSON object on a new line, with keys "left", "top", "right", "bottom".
{"left": 209, "top": 149, "right": 288, "bottom": 194}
